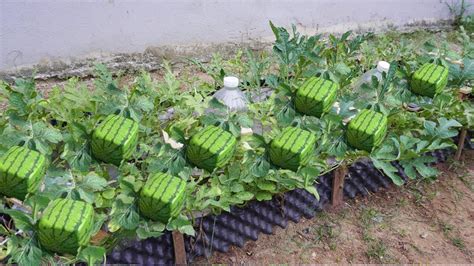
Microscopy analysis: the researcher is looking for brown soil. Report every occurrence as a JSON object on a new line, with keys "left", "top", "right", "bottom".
{"left": 195, "top": 150, "right": 474, "bottom": 264}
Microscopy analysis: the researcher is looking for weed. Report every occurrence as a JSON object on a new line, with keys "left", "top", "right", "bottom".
{"left": 439, "top": 221, "right": 467, "bottom": 252}
{"left": 397, "top": 228, "right": 407, "bottom": 238}
{"left": 457, "top": 174, "right": 474, "bottom": 192}
{"left": 360, "top": 207, "right": 384, "bottom": 226}
{"left": 397, "top": 197, "right": 409, "bottom": 208}
{"left": 306, "top": 220, "right": 341, "bottom": 252}
{"left": 451, "top": 237, "right": 466, "bottom": 249}
{"left": 408, "top": 183, "right": 438, "bottom": 205}
{"left": 366, "top": 240, "right": 387, "bottom": 262}
{"left": 359, "top": 207, "right": 379, "bottom": 242}
{"left": 446, "top": 0, "right": 472, "bottom": 28}
{"left": 314, "top": 223, "right": 339, "bottom": 242}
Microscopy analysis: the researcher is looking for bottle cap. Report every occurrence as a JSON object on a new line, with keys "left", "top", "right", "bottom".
{"left": 224, "top": 76, "right": 239, "bottom": 88}
{"left": 377, "top": 61, "right": 390, "bottom": 73}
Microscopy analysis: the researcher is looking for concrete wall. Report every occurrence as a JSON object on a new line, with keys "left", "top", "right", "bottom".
{"left": 0, "top": 0, "right": 470, "bottom": 73}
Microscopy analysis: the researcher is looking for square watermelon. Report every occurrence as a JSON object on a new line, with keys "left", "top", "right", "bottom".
{"left": 138, "top": 172, "right": 186, "bottom": 223}
{"left": 410, "top": 63, "right": 448, "bottom": 97}
{"left": 0, "top": 146, "right": 47, "bottom": 200}
{"left": 294, "top": 77, "right": 338, "bottom": 117}
{"left": 346, "top": 109, "right": 388, "bottom": 152}
{"left": 92, "top": 114, "right": 139, "bottom": 165}
{"left": 38, "top": 198, "right": 94, "bottom": 255}
{"left": 186, "top": 125, "right": 237, "bottom": 171}
{"left": 269, "top": 127, "right": 317, "bottom": 171}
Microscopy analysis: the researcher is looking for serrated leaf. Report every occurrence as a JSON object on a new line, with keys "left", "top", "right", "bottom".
{"left": 32, "top": 122, "right": 63, "bottom": 144}
{"left": 166, "top": 215, "right": 195, "bottom": 236}
{"left": 371, "top": 158, "right": 404, "bottom": 186}
{"left": 256, "top": 180, "right": 277, "bottom": 191}
{"left": 335, "top": 62, "right": 351, "bottom": 75}
{"left": 304, "top": 185, "right": 320, "bottom": 201}
{"left": 78, "top": 246, "right": 106, "bottom": 265}
{"left": 0, "top": 208, "right": 33, "bottom": 231}
{"left": 109, "top": 203, "right": 139, "bottom": 231}
{"left": 8, "top": 92, "right": 28, "bottom": 115}
{"left": 255, "top": 191, "right": 272, "bottom": 201}
{"left": 250, "top": 158, "right": 270, "bottom": 178}
{"left": 436, "top": 117, "right": 462, "bottom": 138}
{"left": 136, "top": 223, "right": 165, "bottom": 239}
{"left": 61, "top": 141, "right": 92, "bottom": 172}
{"left": 235, "top": 191, "right": 254, "bottom": 201}
{"left": 82, "top": 172, "right": 108, "bottom": 191}
{"left": 9, "top": 237, "right": 42, "bottom": 266}
{"left": 230, "top": 183, "right": 244, "bottom": 193}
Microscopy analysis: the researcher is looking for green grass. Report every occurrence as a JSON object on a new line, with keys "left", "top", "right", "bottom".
{"left": 313, "top": 223, "right": 339, "bottom": 250}
{"left": 439, "top": 221, "right": 467, "bottom": 252}
{"left": 366, "top": 240, "right": 387, "bottom": 262}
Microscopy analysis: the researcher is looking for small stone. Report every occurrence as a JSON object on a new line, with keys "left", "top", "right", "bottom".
{"left": 420, "top": 232, "right": 428, "bottom": 239}
{"left": 312, "top": 252, "right": 316, "bottom": 258}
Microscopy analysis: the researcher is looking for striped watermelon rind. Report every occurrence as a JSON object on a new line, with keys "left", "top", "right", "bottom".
{"left": 269, "top": 127, "right": 317, "bottom": 171}
{"left": 410, "top": 63, "right": 448, "bottom": 97}
{"left": 38, "top": 198, "right": 94, "bottom": 255}
{"left": 138, "top": 172, "right": 186, "bottom": 223}
{"left": 186, "top": 125, "right": 237, "bottom": 171}
{"left": 294, "top": 77, "right": 338, "bottom": 117}
{"left": 346, "top": 109, "right": 388, "bottom": 152}
{"left": 91, "top": 114, "right": 139, "bottom": 165}
{"left": 0, "top": 146, "right": 47, "bottom": 200}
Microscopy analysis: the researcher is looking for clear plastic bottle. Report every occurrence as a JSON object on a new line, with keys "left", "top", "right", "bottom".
{"left": 354, "top": 61, "right": 390, "bottom": 88}
{"left": 213, "top": 76, "right": 248, "bottom": 112}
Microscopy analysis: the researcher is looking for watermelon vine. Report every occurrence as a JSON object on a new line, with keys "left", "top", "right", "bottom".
{"left": 0, "top": 22, "right": 472, "bottom": 264}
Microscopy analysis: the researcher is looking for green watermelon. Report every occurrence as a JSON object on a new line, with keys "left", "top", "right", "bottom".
{"left": 186, "top": 125, "right": 237, "bottom": 171}
{"left": 294, "top": 77, "right": 338, "bottom": 117}
{"left": 38, "top": 198, "right": 94, "bottom": 255}
{"left": 138, "top": 172, "right": 186, "bottom": 223}
{"left": 0, "top": 146, "right": 47, "bottom": 200}
{"left": 410, "top": 63, "right": 448, "bottom": 97}
{"left": 346, "top": 109, "right": 388, "bottom": 152}
{"left": 269, "top": 127, "right": 317, "bottom": 171}
{"left": 91, "top": 114, "right": 139, "bottom": 165}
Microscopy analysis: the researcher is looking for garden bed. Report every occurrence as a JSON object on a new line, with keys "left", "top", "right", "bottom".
{"left": 0, "top": 22, "right": 473, "bottom": 265}
{"left": 106, "top": 147, "right": 460, "bottom": 264}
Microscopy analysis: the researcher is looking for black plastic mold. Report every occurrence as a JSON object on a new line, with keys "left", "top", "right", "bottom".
{"left": 106, "top": 173, "right": 332, "bottom": 264}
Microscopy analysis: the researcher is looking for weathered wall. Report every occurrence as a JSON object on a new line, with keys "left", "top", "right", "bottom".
{"left": 0, "top": 0, "right": 470, "bottom": 78}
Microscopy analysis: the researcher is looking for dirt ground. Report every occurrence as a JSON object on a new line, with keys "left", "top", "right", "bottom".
{"left": 196, "top": 150, "right": 474, "bottom": 264}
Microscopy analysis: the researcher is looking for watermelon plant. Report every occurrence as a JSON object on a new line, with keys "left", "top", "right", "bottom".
{"left": 0, "top": 21, "right": 472, "bottom": 265}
